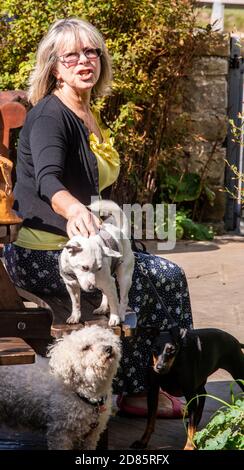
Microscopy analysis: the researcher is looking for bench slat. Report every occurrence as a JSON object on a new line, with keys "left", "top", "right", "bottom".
{"left": 0, "top": 337, "right": 35, "bottom": 366}
{"left": 0, "top": 310, "right": 53, "bottom": 339}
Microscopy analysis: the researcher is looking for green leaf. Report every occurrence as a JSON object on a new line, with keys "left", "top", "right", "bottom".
{"left": 194, "top": 392, "right": 244, "bottom": 450}
{"left": 180, "top": 218, "right": 214, "bottom": 241}
{"left": 0, "top": 0, "right": 216, "bottom": 215}
{"left": 165, "top": 173, "right": 201, "bottom": 202}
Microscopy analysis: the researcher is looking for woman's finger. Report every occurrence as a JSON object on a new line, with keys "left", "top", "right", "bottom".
{"left": 83, "top": 210, "right": 101, "bottom": 236}
{"left": 67, "top": 207, "right": 102, "bottom": 238}
{"left": 67, "top": 217, "right": 88, "bottom": 238}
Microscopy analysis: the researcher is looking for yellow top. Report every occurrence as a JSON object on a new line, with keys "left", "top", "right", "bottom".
{"left": 14, "top": 227, "right": 68, "bottom": 250}
{"left": 90, "top": 128, "right": 120, "bottom": 192}
{"left": 14, "top": 114, "right": 120, "bottom": 250}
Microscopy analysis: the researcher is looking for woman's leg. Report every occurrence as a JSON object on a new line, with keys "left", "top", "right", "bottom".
{"left": 131, "top": 252, "right": 193, "bottom": 330}
{"left": 113, "top": 251, "right": 193, "bottom": 416}
{"left": 3, "top": 243, "right": 67, "bottom": 296}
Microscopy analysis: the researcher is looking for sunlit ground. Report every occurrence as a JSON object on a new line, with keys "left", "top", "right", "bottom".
{"left": 196, "top": 7, "right": 244, "bottom": 33}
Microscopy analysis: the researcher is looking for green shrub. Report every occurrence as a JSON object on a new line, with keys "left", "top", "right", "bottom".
{"left": 0, "top": 1, "right": 212, "bottom": 207}
{"left": 176, "top": 210, "right": 214, "bottom": 241}
{"left": 155, "top": 207, "right": 214, "bottom": 241}
{"left": 193, "top": 382, "right": 244, "bottom": 450}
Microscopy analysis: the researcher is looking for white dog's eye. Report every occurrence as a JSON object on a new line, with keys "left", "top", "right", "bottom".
{"left": 82, "top": 266, "right": 89, "bottom": 272}
{"left": 82, "top": 345, "right": 91, "bottom": 352}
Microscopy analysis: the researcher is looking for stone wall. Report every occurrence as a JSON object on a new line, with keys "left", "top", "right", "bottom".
{"left": 181, "top": 34, "right": 230, "bottom": 230}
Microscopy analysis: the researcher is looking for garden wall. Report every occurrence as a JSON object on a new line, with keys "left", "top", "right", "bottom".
{"left": 181, "top": 34, "right": 230, "bottom": 231}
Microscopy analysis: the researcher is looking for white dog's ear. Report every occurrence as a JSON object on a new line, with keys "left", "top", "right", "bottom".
{"left": 102, "top": 246, "right": 122, "bottom": 258}
{"left": 65, "top": 242, "right": 83, "bottom": 255}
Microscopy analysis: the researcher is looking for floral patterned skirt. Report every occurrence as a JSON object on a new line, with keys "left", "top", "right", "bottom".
{"left": 3, "top": 244, "right": 193, "bottom": 394}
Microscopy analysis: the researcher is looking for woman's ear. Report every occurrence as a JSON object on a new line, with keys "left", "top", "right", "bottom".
{"left": 52, "top": 69, "right": 63, "bottom": 89}
{"left": 52, "top": 68, "right": 61, "bottom": 80}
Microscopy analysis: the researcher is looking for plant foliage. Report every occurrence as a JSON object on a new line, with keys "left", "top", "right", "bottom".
{"left": 0, "top": 1, "right": 216, "bottom": 239}
{"left": 228, "top": 114, "right": 244, "bottom": 203}
{"left": 193, "top": 382, "right": 244, "bottom": 450}
{"left": 0, "top": 1, "right": 212, "bottom": 196}
{"left": 176, "top": 210, "right": 214, "bottom": 240}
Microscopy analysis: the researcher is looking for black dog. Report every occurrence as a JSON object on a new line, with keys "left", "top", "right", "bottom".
{"left": 131, "top": 328, "right": 244, "bottom": 450}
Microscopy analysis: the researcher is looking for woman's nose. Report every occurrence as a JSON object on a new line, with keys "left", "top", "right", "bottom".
{"left": 78, "top": 51, "right": 89, "bottom": 63}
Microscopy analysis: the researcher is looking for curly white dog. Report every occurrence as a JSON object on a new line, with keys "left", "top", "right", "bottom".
{"left": 0, "top": 325, "right": 121, "bottom": 450}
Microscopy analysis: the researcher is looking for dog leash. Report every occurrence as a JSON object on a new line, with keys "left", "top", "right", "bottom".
{"left": 137, "top": 261, "right": 181, "bottom": 342}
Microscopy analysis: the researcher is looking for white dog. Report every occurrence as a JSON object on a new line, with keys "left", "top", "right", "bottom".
{"left": 0, "top": 325, "right": 121, "bottom": 450}
{"left": 59, "top": 200, "right": 135, "bottom": 326}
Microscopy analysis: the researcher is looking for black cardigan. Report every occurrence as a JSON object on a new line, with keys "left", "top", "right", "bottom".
{"left": 14, "top": 94, "right": 110, "bottom": 236}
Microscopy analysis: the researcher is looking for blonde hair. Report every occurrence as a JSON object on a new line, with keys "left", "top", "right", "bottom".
{"left": 28, "top": 18, "right": 112, "bottom": 105}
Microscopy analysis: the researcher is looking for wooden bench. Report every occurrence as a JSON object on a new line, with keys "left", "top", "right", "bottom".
{"left": 20, "top": 290, "right": 136, "bottom": 339}
{"left": 0, "top": 338, "right": 35, "bottom": 366}
{"left": 0, "top": 271, "right": 136, "bottom": 360}
{"left": 0, "top": 256, "right": 53, "bottom": 362}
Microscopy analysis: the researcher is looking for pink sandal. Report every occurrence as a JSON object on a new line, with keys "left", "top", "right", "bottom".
{"left": 117, "top": 390, "right": 183, "bottom": 418}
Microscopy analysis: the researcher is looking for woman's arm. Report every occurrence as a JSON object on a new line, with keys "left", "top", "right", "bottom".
{"left": 51, "top": 190, "right": 101, "bottom": 238}
{"left": 30, "top": 115, "right": 100, "bottom": 238}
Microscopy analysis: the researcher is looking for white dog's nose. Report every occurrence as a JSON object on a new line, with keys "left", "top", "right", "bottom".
{"left": 104, "top": 345, "right": 113, "bottom": 356}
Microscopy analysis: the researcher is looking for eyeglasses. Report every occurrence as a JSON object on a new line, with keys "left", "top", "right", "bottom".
{"left": 58, "top": 48, "right": 102, "bottom": 66}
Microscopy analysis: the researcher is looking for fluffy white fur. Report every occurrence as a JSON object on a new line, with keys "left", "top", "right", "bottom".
{"left": 60, "top": 200, "right": 135, "bottom": 326}
{"left": 0, "top": 325, "right": 121, "bottom": 450}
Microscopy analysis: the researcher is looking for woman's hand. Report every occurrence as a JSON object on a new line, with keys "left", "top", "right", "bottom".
{"left": 67, "top": 207, "right": 101, "bottom": 238}
{"left": 51, "top": 190, "right": 101, "bottom": 238}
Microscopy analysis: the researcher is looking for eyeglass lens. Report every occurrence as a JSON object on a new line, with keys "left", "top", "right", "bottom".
{"left": 60, "top": 48, "right": 102, "bottom": 64}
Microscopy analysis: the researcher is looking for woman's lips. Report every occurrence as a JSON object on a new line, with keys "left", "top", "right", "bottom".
{"left": 78, "top": 70, "right": 93, "bottom": 80}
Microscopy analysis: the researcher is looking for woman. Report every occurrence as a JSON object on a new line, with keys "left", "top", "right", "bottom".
{"left": 3, "top": 18, "right": 193, "bottom": 417}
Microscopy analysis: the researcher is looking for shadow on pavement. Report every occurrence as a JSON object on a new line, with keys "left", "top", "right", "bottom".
{"left": 109, "top": 379, "right": 242, "bottom": 450}
{"left": 145, "top": 235, "right": 244, "bottom": 255}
